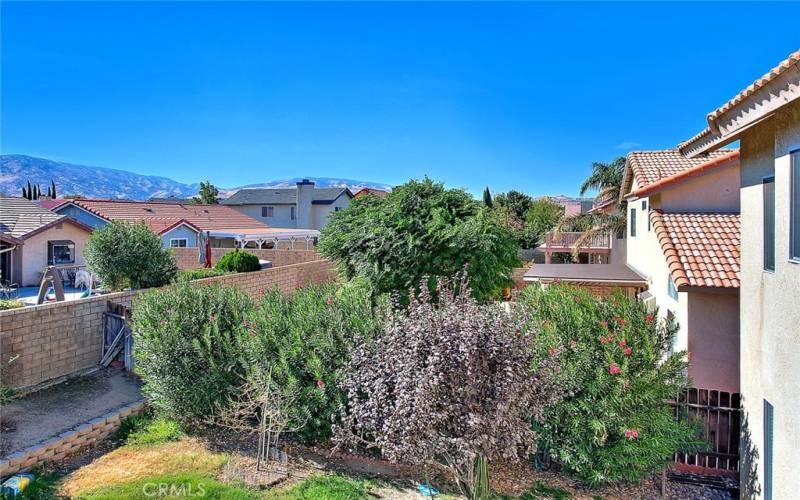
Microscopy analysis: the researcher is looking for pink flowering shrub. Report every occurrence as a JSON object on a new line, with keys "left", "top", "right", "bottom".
{"left": 516, "top": 284, "right": 703, "bottom": 486}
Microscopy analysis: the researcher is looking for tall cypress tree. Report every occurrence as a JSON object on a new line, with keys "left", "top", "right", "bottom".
{"left": 51, "top": 179, "right": 57, "bottom": 198}
{"left": 22, "top": 186, "right": 27, "bottom": 199}
{"left": 26, "top": 180, "right": 32, "bottom": 200}
{"left": 482, "top": 187, "right": 493, "bottom": 208}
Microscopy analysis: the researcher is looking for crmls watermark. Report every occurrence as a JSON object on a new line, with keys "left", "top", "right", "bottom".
{"left": 142, "top": 482, "right": 208, "bottom": 497}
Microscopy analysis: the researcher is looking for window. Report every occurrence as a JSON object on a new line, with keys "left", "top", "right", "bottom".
{"left": 630, "top": 208, "right": 637, "bottom": 237}
{"left": 290, "top": 206, "right": 296, "bottom": 220}
{"left": 170, "top": 238, "right": 188, "bottom": 248}
{"left": 667, "top": 276, "right": 678, "bottom": 300}
{"left": 261, "top": 206, "right": 274, "bottom": 218}
{"left": 764, "top": 177, "right": 775, "bottom": 271}
{"left": 335, "top": 207, "right": 343, "bottom": 212}
{"left": 48, "top": 240, "right": 75, "bottom": 265}
{"left": 641, "top": 200, "right": 647, "bottom": 210}
{"left": 791, "top": 150, "right": 800, "bottom": 261}
{"left": 764, "top": 399, "right": 774, "bottom": 500}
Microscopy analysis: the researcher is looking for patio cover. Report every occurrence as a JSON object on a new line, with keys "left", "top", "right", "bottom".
{"left": 523, "top": 263, "right": 647, "bottom": 286}
{"left": 208, "top": 228, "right": 320, "bottom": 247}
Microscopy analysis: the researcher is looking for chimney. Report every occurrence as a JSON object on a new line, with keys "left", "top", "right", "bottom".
{"left": 296, "top": 179, "right": 314, "bottom": 229}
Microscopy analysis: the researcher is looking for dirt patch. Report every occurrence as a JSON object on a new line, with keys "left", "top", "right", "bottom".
{"left": 0, "top": 368, "right": 142, "bottom": 458}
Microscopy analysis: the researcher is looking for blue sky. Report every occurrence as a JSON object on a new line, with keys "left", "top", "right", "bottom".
{"left": 2, "top": 2, "right": 799, "bottom": 196}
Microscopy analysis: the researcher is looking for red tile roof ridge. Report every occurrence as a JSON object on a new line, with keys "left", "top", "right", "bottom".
{"left": 627, "top": 150, "right": 739, "bottom": 199}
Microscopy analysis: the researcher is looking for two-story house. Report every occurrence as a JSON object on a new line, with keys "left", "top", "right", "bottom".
{"left": 621, "top": 149, "right": 741, "bottom": 393}
{"left": 677, "top": 48, "right": 800, "bottom": 500}
{"left": 221, "top": 179, "right": 353, "bottom": 231}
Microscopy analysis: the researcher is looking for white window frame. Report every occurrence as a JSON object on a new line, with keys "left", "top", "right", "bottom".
{"left": 262, "top": 206, "right": 274, "bottom": 218}
{"left": 170, "top": 238, "right": 188, "bottom": 248}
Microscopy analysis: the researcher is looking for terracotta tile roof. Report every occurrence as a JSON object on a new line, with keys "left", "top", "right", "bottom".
{"left": 650, "top": 210, "right": 740, "bottom": 289}
{"left": 628, "top": 150, "right": 740, "bottom": 199}
{"left": 37, "top": 198, "right": 69, "bottom": 211}
{"left": 0, "top": 195, "right": 92, "bottom": 239}
{"left": 708, "top": 49, "right": 800, "bottom": 122}
{"left": 64, "top": 199, "right": 268, "bottom": 232}
{"left": 627, "top": 149, "right": 736, "bottom": 188}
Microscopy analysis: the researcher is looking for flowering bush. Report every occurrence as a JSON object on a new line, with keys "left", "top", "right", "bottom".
{"left": 335, "top": 278, "right": 562, "bottom": 498}
{"left": 248, "top": 279, "right": 386, "bottom": 443}
{"left": 515, "top": 284, "right": 703, "bottom": 486}
{"left": 132, "top": 284, "right": 253, "bottom": 424}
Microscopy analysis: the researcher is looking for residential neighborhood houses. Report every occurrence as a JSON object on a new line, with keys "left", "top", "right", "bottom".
{"left": 0, "top": 46, "right": 798, "bottom": 499}
{"left": 221, "top": 179, "right": 353, "bottom": 230}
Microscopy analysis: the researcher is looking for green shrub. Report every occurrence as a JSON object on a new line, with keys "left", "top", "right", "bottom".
{"left": 215, "top": 250, "right": 260, "bottom": 273}
{"left": 248, "top": 279, "right": 386, "bottom": 443}
{"left": 132, "top": 284, "right": 253, "bottom": 425}
{"left": 172, "top": 268, "right": 231, "bottom": 283}
{"left": 85, "top": 221, "right": 177, "bottom": 290}
{"left": 516, "top": 285, "right": 703, "bottom": 486}
{"left": 0, "top": 299, "right": 26, "bottom": 311}
{"left": 318, "top": 178, "right": 520, "bottom": 302}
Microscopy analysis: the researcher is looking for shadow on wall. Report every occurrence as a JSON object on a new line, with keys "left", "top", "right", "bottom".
{"left": 740, "top": 402, "right": 761, "bottom": 498}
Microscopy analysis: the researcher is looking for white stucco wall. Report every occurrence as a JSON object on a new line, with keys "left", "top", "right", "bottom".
{"left": 229, "top": 204, "right": 297, "bottom": 229}
{"left": 20, "top": 222, "right": 92, "bottom": 286}
{"left": 311, "top": 194, "right": 351, "bottom": 229}
{"left": 737, "top": 98, "right": 800, "bottom": 499}
{"left": 625, "top": 191, "right": 689, "bottom": 355}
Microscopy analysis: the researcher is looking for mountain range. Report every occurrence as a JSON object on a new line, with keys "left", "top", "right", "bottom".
{"left": 0, "top": 155, "right": 391, "bottom": 200}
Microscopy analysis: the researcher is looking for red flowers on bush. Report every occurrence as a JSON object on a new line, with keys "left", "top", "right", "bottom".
{"left": 608, "top": 363, "right": 621, "bottom": 375}
{"left": 624, "top": 347, "right": 632, "bottom": 357}
{"left": 624, "top": 428, "right": 639, "bottom": 440}
{"left": 326, "top": 297, "right": 334, "bottom": 306}
{"left": 548, "top": 347, "right": 558, "bottom": 357}
{"left": 316, "top": 379, "right": 326, "bottom": 389}
{"left": 618, "top": 339, "right": 626, "bottom": 348}
{"left": 645, "top": 314, "right": 654, "bottom": 322}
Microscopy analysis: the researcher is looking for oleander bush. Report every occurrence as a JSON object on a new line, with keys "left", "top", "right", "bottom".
{"left": 172, "top": 267, "right": 231, "bottom": 283}
{"left": 132, "top": 284, "right": 253, "bottom": 424}
{"left": 248, "top": 279, "right": 386, "bottom": 443}
{"left": 214, "top": 250, "right": 261, "bottom": 273}
{"left": 515, "top": 284, "right": 704, "bottom": 486}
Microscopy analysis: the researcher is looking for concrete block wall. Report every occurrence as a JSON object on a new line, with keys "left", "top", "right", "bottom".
{"left": 0, "top": 400, "right": 146, "bottom": 478}
{"left": 0, "top": 260, "right": 337, "bottom": 390}
{"left": 171, "top": 248, "right": 320, "bottom": 270}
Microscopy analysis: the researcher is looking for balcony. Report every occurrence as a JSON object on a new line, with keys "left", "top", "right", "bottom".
{"left": 538, "top": 232, "right": 612, "bottom": 264}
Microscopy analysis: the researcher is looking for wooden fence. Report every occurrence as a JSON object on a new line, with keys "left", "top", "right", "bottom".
{"left": 672, "top": 388, "right": 741, "bottom": 472}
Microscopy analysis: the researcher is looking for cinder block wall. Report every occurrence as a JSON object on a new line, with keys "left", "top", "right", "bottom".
{"left": 171, "top": 248, "right": 320, "bottom": 270}
{"left": 0, "top": 260, "right": 337, "bottom": 391}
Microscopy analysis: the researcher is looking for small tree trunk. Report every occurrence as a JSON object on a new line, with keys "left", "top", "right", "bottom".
{"left": 472, "top": 455, "right": 490, "bottom": 500}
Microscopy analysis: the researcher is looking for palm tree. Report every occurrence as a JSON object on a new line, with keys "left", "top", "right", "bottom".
{"left": 555, "top": 156, "right": 628, "bottom": 257}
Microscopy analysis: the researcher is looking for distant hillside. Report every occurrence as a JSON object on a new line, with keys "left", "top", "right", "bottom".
{"left": 0, "top": 155, "right": 199, "bottom": 200}
{"left": 0, "top": 155, "right": 391, "bottom": 201}
{"left": 227, "top": 177, "right": 393, "bottom": 196}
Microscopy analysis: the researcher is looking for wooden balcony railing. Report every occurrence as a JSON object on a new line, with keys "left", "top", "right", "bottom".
{"left": 543, "top": 231, "right": 611, "bottom": 249}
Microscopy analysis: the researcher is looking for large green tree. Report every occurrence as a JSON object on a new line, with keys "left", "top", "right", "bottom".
{"left": 84, "top": 221, "right": 177, "bottom": 290}
{"left": 318, "top": 178, "right": 520, "bottom": 302}
{"left": 494, "top": 190, "right": 533, "bottom": 219}
{"left": 521, "top": 198, "right": 565, "bottom": 248}
{"left": 191, "top": 181, "right": 220, "bottom": 204}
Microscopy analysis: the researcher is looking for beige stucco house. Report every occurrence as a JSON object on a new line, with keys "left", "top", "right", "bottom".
{"left": 678, "top": 48, "right": 800, "bottom": 500}
{"left": 621, "top": 149, "right": 741, "bottom": 394}
{"left": 221, "top": 179, "right": 353, "bottom": 231}
{"left": 0, "top": 196, "right": 94, "bottom": 287}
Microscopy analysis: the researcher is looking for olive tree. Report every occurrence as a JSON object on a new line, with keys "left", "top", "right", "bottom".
{"left": 334, "top": 278, "right": 562, "bottom": 499}
{"left": 85, "top": 220, "right": 177, "bottom": 290}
